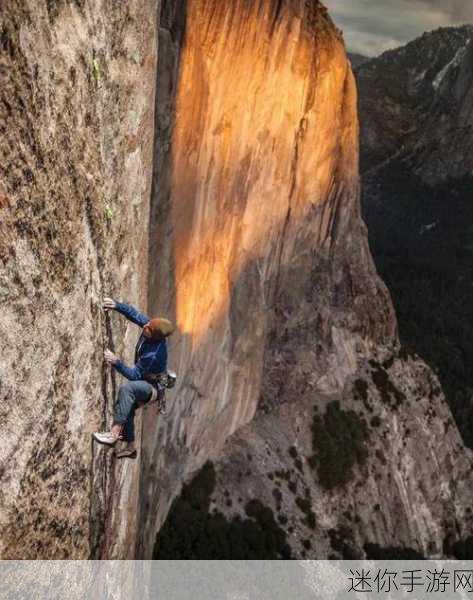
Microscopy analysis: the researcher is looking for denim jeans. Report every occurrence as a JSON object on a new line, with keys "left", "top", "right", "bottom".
{"left": 114, "top": 381, "right": 154, "bottom": 442}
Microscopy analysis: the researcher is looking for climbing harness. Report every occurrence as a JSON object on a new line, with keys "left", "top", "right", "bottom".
{"left": 144, "top": 370, "right": 177, "bottom": 390}
{"left": 145, "top": 370, "right": 177, "bottom": 415}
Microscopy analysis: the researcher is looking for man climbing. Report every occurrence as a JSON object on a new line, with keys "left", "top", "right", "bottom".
{"left": 93, "top": 297, "right": 175, "bottom": 459}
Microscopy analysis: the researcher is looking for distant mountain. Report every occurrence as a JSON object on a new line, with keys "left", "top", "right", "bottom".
{"left": 356, "top": 26, "right": 473, "bottom": 448}
{"left": 355, "top": 25, "right": 473, "bottom": 181}
{"left": 348, "top": 52, "right": 370, "bottom": 68}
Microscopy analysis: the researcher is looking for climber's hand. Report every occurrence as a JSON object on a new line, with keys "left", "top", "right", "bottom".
{"left": 103, "top": 297, "right": 116, "bottom": 311}
{"left": 104, "top": 349, "right": 119, "bottom": 365}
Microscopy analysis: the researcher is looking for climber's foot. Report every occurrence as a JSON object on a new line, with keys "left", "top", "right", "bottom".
{"left": 93, "top": 431, "right": 119, "bottom": 446}
{"left": 116, "top": 447, "right": 137, "bottom": 460}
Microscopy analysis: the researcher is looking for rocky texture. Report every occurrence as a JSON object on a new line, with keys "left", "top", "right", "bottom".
{"left": 149, "top": 5, "right": 473, "bottom": 559}
{"left": 156, "top": 350, "right": 473, "bottom": 558}
{"left": 0, "top": 0, "right": 158, "bottom": 558}
{"left": 348, "top": 52, "right": 369, "bottom": 69}
{"left": 356, "top": 26, "right": 473, "bottom": 450}
{"left": 142, "top": 0, "right": 403, "bottom": 558}
{"left": 357, "top": 25, "right": 473, "bottom": 182}
{"left": 2, "top": 2, "right": 473, "bottom": 560}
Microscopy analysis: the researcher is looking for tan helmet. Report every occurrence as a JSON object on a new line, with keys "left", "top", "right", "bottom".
{"left": 147, "top": 317, "right": 175, "bottom": 339}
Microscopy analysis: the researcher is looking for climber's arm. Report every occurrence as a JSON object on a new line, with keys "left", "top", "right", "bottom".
{"left": 113, "top": 352, "right": 155, "bottom": 381}
{"left": 104, "top": 297, "right": 150, "bottom": 327}
{"left": 113, "top": 344, "right": 167, "bottom": 381}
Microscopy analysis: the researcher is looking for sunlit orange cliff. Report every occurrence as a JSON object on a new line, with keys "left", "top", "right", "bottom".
{"left": 143, "top": 0, "right": 473, "bottom": 559}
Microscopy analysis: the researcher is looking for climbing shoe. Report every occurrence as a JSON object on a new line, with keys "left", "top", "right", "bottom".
{"left": 93, "top": 431, "right": 119, "bottom": 446}
{"left": 116, "top": 448, "right": 137, "bottom": 460}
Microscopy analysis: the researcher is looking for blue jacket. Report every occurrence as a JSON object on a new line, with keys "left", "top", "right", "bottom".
{"left": 113, "top": 302, "right": 167, "bottom": 382}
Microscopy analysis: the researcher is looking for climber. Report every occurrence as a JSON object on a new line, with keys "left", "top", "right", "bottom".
{"left": 93, "top": 298, "right": 175, "bottom": 459}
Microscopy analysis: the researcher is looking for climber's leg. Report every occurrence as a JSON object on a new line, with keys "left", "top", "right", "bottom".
{"left": 121, "top": 402, "right": 136, "bottom": 443}
{"left": 114, "top": 382, "right": 136, "bottom": 433}
{"left": 93, "top": 381, "right": 153, "bottom": 446}
{"left": 116, "top": 381, "right": 153, "bottom": 458}
{"left": 114, "top": 381, "right": 153, "bottom": 432}
{"left": 116, "top": 443, "right": 138, "bottom": 459}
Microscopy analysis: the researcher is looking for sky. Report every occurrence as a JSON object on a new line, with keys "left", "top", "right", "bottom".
{"left": 323, "top": 0, "right": 473, "bottom": 56}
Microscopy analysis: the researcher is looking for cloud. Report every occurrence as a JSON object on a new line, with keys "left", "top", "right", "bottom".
{"left": 323, "top": 0, "right": 473, "bottom": 56}
{"left": 417, "top": 0, "right": 473, "bottom": 22}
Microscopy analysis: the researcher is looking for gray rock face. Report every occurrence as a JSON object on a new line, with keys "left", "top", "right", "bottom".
{"left": 2, "top": 2, "right": 472, "bottom": 560}
{"left": 179, "top": 351, "right": 472, "bottom": 559}
{"left": 0, "top": 0, "right": 158, "bottom": 558}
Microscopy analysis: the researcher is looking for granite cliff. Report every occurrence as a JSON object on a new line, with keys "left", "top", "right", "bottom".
{"left": 0, "top": 0, "right": 157, "bottom": 558}
{"left": 142, "top": 0, "right": 398, "bottom": 558}
{"left": 1, "top": 2, "right": 472, "bottom": 559}
{"left": 151, "top": 15, "right": 473, "bottom": 559}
